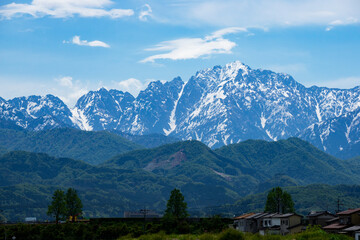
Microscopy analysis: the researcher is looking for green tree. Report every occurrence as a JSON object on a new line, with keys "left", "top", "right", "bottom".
{"left": 47, "top": 189, "right": 66, "bottom": 224}
{"left": 264, "top": 187, "right": 295, "bottom": 213}
{"left": 164, "top": 188, "right": 188, "bottom": 220}
{"left": 65, "top": 188, "right": 83, "bottom": 222}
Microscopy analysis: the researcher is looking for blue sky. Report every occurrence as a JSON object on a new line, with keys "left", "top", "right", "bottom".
{"left": 0, "top": 0, "right": 359, "bottom": 106}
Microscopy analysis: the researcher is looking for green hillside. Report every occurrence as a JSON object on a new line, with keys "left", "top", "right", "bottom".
{"left": 0, "top": 151, "right": 175, "bottom": 221}
{"left": 207, "top": 184, "right": 360, "bottom": 217}
{"left": 1, "top": 138, "right": 360, "bottom": 222}
{"left": 0, "top": 146, "right": 7, "bottom": 156}
{"left": 214, "top": 137, "right": 359, "bottom": 185}
{"left": 0, "top": 128, "right": 142, "bottom": 164}
{"left": 103, "top": 140, "right": 259, "bottom": 197}
{"left": 110, "top": 130, "right": 179, "bottom": 148}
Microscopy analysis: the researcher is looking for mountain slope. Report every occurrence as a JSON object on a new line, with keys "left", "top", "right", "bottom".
{"left": 301, "top": 107, "right": 360, "bottom": 159}
{"left": 1, "top": 61, "right": 360, "bottom": 158}
{"left": 103, "top": 140, "right": 259, "bottom": 198}
{"left": 110, "top": 130, "right": 180, "bottom": 149}
{"left": 0, "top": 94, "right": 76, "bottom": 130}
{"left": 207, "top": 184, "right": 360, "bottom": 217}
{"left": 72, "top": 88, "right": 135, "bottom": 131}
{"left": 214, "top": 138, "right": 359, "bottom": 185}
{"left": 0, "top": 151, "right": 174, "bottom": 221}
{"left": 0, "top": 138, "right": 359, "bottom": 221}
{"left": 0, "top": 128, "right": 142, "bottom": 165}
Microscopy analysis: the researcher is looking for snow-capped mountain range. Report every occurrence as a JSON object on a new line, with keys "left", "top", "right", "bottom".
{"left": 1, "top": 61, "right": 359, "bottom": 158}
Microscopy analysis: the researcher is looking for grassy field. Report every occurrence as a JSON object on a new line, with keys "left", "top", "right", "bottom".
{"left": 118, "top": 227, "right": 352, "bottom": 240}
{"left": 0, "top": 223, "right": 352, "bottom": 240}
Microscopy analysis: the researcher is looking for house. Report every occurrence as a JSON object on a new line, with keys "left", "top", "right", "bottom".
{"left": 307, "top": 211, "right": 337, "bottom": 227}
{"left": 355, "top": 231, "right": 360, "bottom": 240}
{"left": 278, "top": 213, "right": 303, "bottom": 235}
{"left": 244, "top": 213, "right": 270, "bottom": 233}
{"left": 323, "top": 208, "right": 360, "bottom": 234}
{"left": 322, "top": 222, "right": 348, "bottom": 233}
{"left": 343, "top": 225, "right": 360, "bottom": 237}
{"left": 337, "top": 208, "right": 360, "bottom": 226}
{"left": 234, "top": 212, "right": 276, "bottom": 234}
{"left": 259, "top": 213, "right": 280, "bottom": 235}
{"left": 260, "top": 213, "right": 281, "bottom": 235}
{"left": 233, "top": 213, "right": 256, "bottom": 232}
{"left": 259, "top": 213, "right": 303, "bottom": 236}
{"left": 252, "top": 213, "right": 272, "bottom": 233}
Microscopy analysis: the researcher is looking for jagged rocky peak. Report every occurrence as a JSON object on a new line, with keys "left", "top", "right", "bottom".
{"left": 224, "top": 60, "right": 250, "bottom": 76}
{"left": 0, "top": 97, "right": 5, "bottom": 106}
{"left": 9, "top": 94, "right": 70, "bottom": 116}
{"left": 194, "top": 61, "right": 250, "bottom": 82}
{"left": 109, "top": 89, "right": 135, "bottom": 101}
{"left": 75, "top": 88, "right": 111, "bottom": 108}
{"left": 167, "top": 76, "right": 184, "bottom": 88}
{"left": 72, "top": 87, "right": 137, "bottom": 131}
{"left": 1, "top": 60, "right": 360, "bottom": 159}
{"left": 137, "top": 77, "right": 184, "bottom": 101}
{"left": 0, "top": 93, "right": 74, "bottom": 130}
{"left": 76, "top": 88, "right": 134, "bottom": 110}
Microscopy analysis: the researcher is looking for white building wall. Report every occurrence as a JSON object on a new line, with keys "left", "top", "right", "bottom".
{"left": 272, "top": 218, "right": 281, "bottom": 226}
{"left": 355, "top": 232, "right": 360, "bottom": 240}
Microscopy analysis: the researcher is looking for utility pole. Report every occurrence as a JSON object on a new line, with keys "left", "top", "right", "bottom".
{"left": 140, "top": 208, "right": 149, "bottom": 234}
{"left": 336, "top": 198, "right": 344, "bottom": 213}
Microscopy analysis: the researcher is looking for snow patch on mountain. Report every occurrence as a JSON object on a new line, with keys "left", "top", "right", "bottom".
{"left": 164, "top": 82, "right": 186, "bottom": 136}
{"left": 315, "top": 103, "right": 322, "bottom": 122}
{"left": 70, "top": 108, "right": 93, "bottom": 131}
{"left": 1, "top": 61, "right": 360, "bottom": 159}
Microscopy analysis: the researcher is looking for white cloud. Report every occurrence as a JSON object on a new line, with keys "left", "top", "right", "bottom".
{"left": 151, "top": 0, "right": 360, "bottom": 28}
{"left": 141, "top": 27, "right": 247, "bottom": 63}
{"left": 325, "top": 17, "right": 358, "bottom": 31}
{"left": 0, "top": 0, "right": 134, "bottom": 19}
{"left": 139, "top": 4, "right": 152, "bottom": 21}
{"left": 116, "top": 78, "right": 151, "bottom": 96}
{"left": 66, "top": 36, "right": 110, "bottom": 48}
{"left": 54, "top": 76, "right": 89, "bottom": 106}
{"left": 57, "top": 76, "right": 73, "bottom": 87}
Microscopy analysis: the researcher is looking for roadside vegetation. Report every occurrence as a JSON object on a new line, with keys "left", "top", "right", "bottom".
{"left": 0, "top": 224, "right": 352, "bottom": 240}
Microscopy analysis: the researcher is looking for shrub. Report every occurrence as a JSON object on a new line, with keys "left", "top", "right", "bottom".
{"left": 245, "top": 232, "right": 263, "bottom": 240}
{"left": 218, "top": 228, "right": 244, "bottom": 240}
{"left": 198, "top": 233, "right": 217, "bottom": 240}
{"left": 263, "top": 235, "right": 281, "bottom": 240}
{"left": 138, "top": 231, "right": 166, "bottom": 240}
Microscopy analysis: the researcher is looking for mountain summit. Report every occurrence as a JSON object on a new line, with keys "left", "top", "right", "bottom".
{"left": 1, "top": 61, "right": 359, "bottom": 158}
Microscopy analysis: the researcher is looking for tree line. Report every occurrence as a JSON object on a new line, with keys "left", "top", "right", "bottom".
{"left": 47, "top": 188, "right": 83, "bottom": 223}
{"left": 47, "top": 186, "right": 294, "bottom": 224}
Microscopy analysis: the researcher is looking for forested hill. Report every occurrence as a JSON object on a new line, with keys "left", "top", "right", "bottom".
{"left": 207, "top": 184, "right": 360, "bottom": 217}
{"left": 104, "top": 137, "right": 360, "bottom": 186}
{"left": 1, "top": 138, "right": 360, "bottom": 221}
{"left": 1, "top": 61, "right": 360, "bottom": 159}
{"left": 214, "top": 137, "right": 358, "bottom": 185}
{"left": 0, "top": 128, "right": 142, "bottom": 165}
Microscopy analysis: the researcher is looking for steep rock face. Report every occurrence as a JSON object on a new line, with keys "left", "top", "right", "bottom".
{"left": 1, "top": 61, "right": 360, "bottom": 158}
{"left": 168, "top": 62, "right": 360, "bottom": 150}
{"left": 117, "top": 77, "right": 184, "bottom": 135}
{"left": 70, "top": 77, "right": 184, "bottom": 134}
{"left": 72, "top": 88, "right": 135, "bottom": 131}
{"left": 0, "top": 94, "right": 74, "bottom": 130}
{"left": 173, "top": 62, "right": 319, "bottom": 147}
{"left": 301, "top": 107, "right": 360, "bottom": 159}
